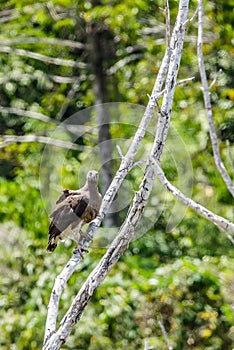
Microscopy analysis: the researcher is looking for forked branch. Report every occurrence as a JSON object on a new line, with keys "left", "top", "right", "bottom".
{"left": 43, "top": 1, "right": 189, "bottom": 348}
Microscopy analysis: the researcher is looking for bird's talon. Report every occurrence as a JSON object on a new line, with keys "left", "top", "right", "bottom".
{"left": 73, "top": 245, "right": 89, "bottom": 258}
{"left": 82, "top": 247, "right": 89, "bottom": 253}
{"left": 73, "top": 246, "right": 84, "bottom": 258}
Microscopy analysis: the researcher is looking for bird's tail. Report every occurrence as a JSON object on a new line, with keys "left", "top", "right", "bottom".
{"left": 47, "top": 222, "right": 61, "bottom": 252}
{"left": 46, "top": 239, "right": 57, "bottom": 252}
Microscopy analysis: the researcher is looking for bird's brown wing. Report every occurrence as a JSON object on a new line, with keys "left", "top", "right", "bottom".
{"left": 55, "top": 189, "right": 70, "bottom": 204}
{"left": 55, "top": 189, "right": 83, "bottom": 204}
{"left": 47, "top": 193, "right": 89, "bottom": 251}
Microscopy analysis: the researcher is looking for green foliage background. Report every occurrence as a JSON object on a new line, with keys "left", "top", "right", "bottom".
{"left": 0, "top": 0, "right": 233, "bottom": 349}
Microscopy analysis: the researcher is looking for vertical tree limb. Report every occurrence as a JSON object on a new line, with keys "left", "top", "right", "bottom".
{"left": 226, "top": 140, "right": 234, "bottom": 174}
{"left": 197, "top": 0, "right": 234, "bottom": 196}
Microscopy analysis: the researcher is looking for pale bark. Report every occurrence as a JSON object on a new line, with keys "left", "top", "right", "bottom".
{"left": 197, "top": 0, "right": 234, "bottom": 197}
{"left": 226, "top": 140, "right": 234, "bottom": 174}
{"left": 0, "top": 106, "right": 59, "bottom": 125}
{"left": 55, "top": 77, "right": 85, "bottom": 121}
{"left": 0, "top": 46, "right": 87, "bottom": 68}
{"left": 0, "top": 135, "right": 84, "bottom": 151}
{"left": 158, "top": 320, "right": 173, "bottom": 350}
{"left": 0, "top": 74, "right": 81, "bottom": 84}
{"left": 43, "top": 17, "right": 171, "bottom": 350}
{"left": 1, "top": 37, "right": 84, "bottom": 49}
{"left": 107, "top": 53, "right": 143, "bottom": 75}
{"left": 43, "top": 1, "right": 189, "bottom": 348}
{"left": 154, "top": 161, "right": 234, "bottom": 244}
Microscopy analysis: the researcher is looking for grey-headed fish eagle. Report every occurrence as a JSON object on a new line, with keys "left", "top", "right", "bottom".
{"left": 47, "top": 170, "right": 102, "bottom": 252}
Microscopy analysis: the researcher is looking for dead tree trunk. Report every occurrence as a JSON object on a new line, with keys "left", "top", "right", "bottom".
{"left": 88, "top": 11, "right": 118, "bottom": 227}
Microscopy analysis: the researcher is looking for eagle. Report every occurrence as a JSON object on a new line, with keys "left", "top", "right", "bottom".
{"left": 47, "top": 170, "right": 102, "bottom": 252}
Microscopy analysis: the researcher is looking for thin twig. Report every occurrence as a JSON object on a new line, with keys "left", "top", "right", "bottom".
{"left": 132, "top": 159, "right": 146, "bottom": 168}
{"left": 48, "top": 75, "right": 81, "bottom": 84}
{"left": 158, "top": 321, "right": 173, "bottom": 350}
{"left": 226, "top": 140, "right": 234, "bottom": 174}
{"left": 55, "top": 75, "right": 86, "bottom": 121}
{"left": 0, "top": 106, "right": 59, "bottom": 125}
{"left": 0, "top": 10, "right": 19, "bottom": 23}
{"left": 144, "top": 339, "right": 154, "bottom": 350}
{"left": 165, "top": 0, "right": 170, "bottom": 49}
{"left": 0, "top": 73, "right": 80, "bottom": 85}
{"left": 154, "top": 160, "right": 234, "bottom": 243}
{"left": 197, "top": 0, "right": 234, "bottom": 197}
{"left": 154, "top": 76, "right": 195, "bottom": 100}
{"left": 0, "top": 8, "right": 15, "bottom": 17}
{"left": 1, "top": 37, "right": 84, "bottom": 49}
{"left": 0, "top": 46, "right": 87, "bottom": 68}
{"left": 144, "top": 339, "right": 149, "bottom": 350}
{"left": 176, "top": 76, "right": 195, "bottom": 86}
{"left": 116, "top": 145, "right": 124, "bottom": 159}
{"left": 46, "top": 1, "right": 64, "bottom": 21}
{"left": 0, "top": 135, "right": 85, "bottom": 151}
{"left": 209, "top": 68, "right": 222, "bottom": 89}
{"left": 107, "top": 54, "right": 143, "bottom": 75}
{"left": 183, "top": 6, "right": 198, "bottom": 26}
{"left": 219, "top": 227, "right": 234, "bottom": 246}
{"left": 0, "top": 106, "right": 91, "bottom": 137}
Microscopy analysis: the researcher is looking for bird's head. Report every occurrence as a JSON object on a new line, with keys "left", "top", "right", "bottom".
{"left": 87, "top": 170, "right": 99, "bottom": 184}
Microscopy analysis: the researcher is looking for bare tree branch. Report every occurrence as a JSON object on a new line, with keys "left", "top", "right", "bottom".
{"left": 0, "top": 9, "right": 19, "bottom": 23}
{"left": 0, "top": 73, "right": 80, "bottom": 84}
{"left": 0, "top": 46, "right": 87, "bottom": 68}
{"left": 142, "top": 33, "right": 217, "bottom": 45}
{"left": 107, "top": 53, "right": 143, "bottom": 75}
{"left": 0, "top": 135, "right": 85, "bottom": 151}
{"left": 48, "top": 75, "right": 81, "bottom": 84}
{"left": 226, "top": 140, "right": 234, "bottom": 174}
{"left": 0, "top": 106, "right": 59, "bottom": 125}
{"left": 43, "top": 67, "right": 166, "bottom": 344}
{"left": 209, "top": 68, "right": 222, "bottom": 89}
{"left": 43, "top": 0, "right": 175, "bottom": 340}
{"left": 43, "top": 21, "right": 171, "bottom": 350}
{"left": 1, "top": 37, "right": 84, "bottom": 49}
{"left": 183, "top": 5, "right": 198, "bottom": 26}
{"left": 197, "top": 0, "right": 234, "bottom": 197}
{"left": 46, "top": 1, "right": 66, "bottom": 21}
{"left": 55, "top": 75, "right": 86, "bottom": 121}
{"left": 151, "top": 76, "right": 195, "bottom": 100}
{"left": 43, "top": 1, "right": 189, "bottom": 348}
{"left": 0, "top": 8, "right": 15, "bottom": 17}
{"left": 0, "top": 3, "right": 46, "bottom": 23}
{"left": 144, "top": 339, "right": 150, "bottom": 350}
{"left": 154, "top": 161, "right": 234, "bottom": 243}
{"left": 158, "top": 320, "right": 173, "bottom": 350}
{"left": 150, "top": 0, "right": 171, "bottom": 101}
{"left": 0, "top": 106, "right": 92, "bottom": 142}
{"left": 165, "top": 0, "right": 170, "bottom": 49}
